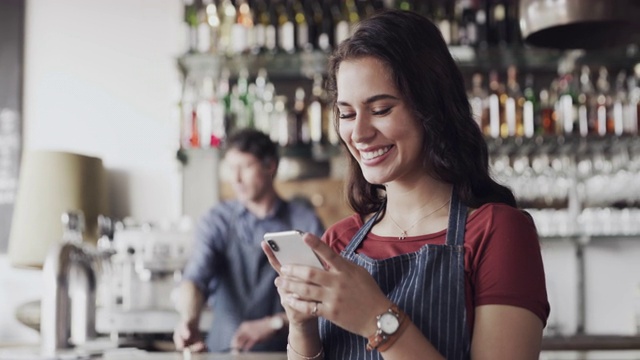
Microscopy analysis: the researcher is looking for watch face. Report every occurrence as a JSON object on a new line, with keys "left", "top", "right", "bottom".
{"left": 378, "top": 312, "right": 400, "bottom": 334}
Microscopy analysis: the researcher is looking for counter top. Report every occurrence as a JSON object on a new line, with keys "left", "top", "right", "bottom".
{"left": 103, "top": 350, "right": 287, "bottom": 360}
{"left": 0, "top": 346, "right": 287, "bottom": 360}
{"left": 542, "top": 335, "right": 640, "bottom": 351}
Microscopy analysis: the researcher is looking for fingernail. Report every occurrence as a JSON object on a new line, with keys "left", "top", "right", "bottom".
{"left": 274, "top": 277, "right": 281, "bottom": 286}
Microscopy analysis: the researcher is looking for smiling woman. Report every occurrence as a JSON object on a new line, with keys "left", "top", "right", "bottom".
{"left": 262, "top": 9, "right": 549, "bottom": 360}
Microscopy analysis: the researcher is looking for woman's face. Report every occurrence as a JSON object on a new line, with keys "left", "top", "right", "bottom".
{"left": 336, "top": 56, "right": 425, "bottom": 185}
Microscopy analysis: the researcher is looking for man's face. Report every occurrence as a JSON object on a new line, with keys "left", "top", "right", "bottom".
{"left": 224, "top": 148, "right": 275, "bottom": 204}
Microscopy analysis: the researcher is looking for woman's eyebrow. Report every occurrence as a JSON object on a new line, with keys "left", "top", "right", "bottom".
{"left": 336, "top": 94, "right": 400, "bottom": 107}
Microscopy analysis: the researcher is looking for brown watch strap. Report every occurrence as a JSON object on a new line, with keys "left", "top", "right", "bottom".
{"left": 366, "top": 304, "right": 409, "bottom": 352}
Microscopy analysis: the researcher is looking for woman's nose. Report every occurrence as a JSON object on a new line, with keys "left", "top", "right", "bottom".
{"left": 351, "top": 113, "right": 375, "bottom": 143}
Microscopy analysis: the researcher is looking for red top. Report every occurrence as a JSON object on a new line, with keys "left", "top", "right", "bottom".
{"left": 322, "top": 202, "right": 550, "bottom": 333}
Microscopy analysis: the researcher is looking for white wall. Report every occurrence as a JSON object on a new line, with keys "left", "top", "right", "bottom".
{"left": 1, "top": 0, "right": 186, "bottom": 345}
{"left": 23, "top": 0, "right": 185, "bottom": 222}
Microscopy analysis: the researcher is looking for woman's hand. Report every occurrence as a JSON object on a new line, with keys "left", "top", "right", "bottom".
{"left": 263, "top": 233, "right": 390, "bottom": 338}
{"left": 261, "top": 239, "right": 319, "bottom": 329}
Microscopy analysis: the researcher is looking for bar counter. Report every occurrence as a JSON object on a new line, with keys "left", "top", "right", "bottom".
{"left": 102, "top": 350, "right": 287, "bottom": 360}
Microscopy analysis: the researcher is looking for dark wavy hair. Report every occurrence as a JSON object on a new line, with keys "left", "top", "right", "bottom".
{"left": 327, "top": 9, "right": 516, "bottom": 215}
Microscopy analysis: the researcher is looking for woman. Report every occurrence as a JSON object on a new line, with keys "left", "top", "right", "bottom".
{"left": 262, "top": 9, "right": 549, "bottom": 360}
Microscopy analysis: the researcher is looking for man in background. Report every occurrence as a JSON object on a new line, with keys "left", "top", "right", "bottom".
{"left": 173, "top": 129, "right": 325, "bottom": 353}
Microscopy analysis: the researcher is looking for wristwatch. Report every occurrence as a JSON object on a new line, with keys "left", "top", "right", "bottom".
{"left": 366, "top": 304, "right": 405, "bottom": 351}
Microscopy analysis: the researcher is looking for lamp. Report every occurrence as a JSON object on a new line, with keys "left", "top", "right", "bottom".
{"left": 8, "top": 150, "right": 107, "bottom": 268}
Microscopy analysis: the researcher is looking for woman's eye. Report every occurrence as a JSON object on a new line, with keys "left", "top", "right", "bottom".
{"left": 339, "top": 112, "right": 355, "bottom": 119}
{"left": 372, "top": 108, "right": 391, "bottom": 116}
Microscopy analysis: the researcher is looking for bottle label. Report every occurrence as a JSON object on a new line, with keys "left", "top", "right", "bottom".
{"left": 280, "top": 21, "right": 295, "bottom": 52}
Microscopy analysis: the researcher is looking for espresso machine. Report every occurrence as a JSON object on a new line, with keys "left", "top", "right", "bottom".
{"left": 94, "top": 216, "right": 197, "bottom": 343}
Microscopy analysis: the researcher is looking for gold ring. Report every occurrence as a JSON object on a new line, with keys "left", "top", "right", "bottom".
{"left": 311, "top": 302, "right": 318, "bottom": 317}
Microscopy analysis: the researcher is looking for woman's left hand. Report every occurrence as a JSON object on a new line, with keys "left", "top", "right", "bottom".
{"left": 275, "top": 233, "right": 391, "bottom": 338}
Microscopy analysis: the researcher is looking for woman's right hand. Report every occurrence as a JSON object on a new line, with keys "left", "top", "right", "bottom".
{"left": 261, "top": 240, "right": 320, "bottom": 329}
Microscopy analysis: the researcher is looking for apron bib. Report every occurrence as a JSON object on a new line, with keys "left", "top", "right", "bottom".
{"left": 319, "top": 190, "right": 471, "bottom": 359}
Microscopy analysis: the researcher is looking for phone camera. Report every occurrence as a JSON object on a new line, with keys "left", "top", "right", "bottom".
{"left": 266, "top": 240, "right": 279, "bottom": 252}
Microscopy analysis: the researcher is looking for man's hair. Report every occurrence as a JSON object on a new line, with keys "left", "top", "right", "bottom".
{"left": 224, "top": 129, "right": 279, "bottom": 167}
{"left": 327, "top": 9, "right": 516, "bottom": 215}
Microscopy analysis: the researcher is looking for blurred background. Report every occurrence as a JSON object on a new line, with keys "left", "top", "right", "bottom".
{"left": 1, "top": 0, "right": 640, "bottom": 357}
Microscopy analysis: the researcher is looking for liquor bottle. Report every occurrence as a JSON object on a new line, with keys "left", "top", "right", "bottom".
{"left": 487, "top": 70, "right": 504, "bottom": 138}
{"left": 305, "top": 0, "right": 324, "bottom": 51}
{"left": 276, "top": 0, "right": 295, "bottom": 53}
{"left": 205, "top": 0, "right": 221, "bottom": 53}
{"left": 181, "top": 77, "right": 199, "bottom": 148}
{"left": 265, "top": 0, "right": 279, "bottom": 53}
{"left": 459, "top": 0, "right": 478, "bottom": 46}
{"left": 196, "top": 0, "right": 213, "bottom": 53}
{"left": 612, "top": 70, "right": 629, "bottom": 136}
{"left": 434, "top": 0, "right": 452, "bottom": 45}
{"left": 273, "top": 96, "right": 289, "bottom": 146}
{"left": 183, "top": 0, "right": 199, "bottom": 53}
{"left": 540, "top": 79, "right": 559, "bottom": 135}
{"left": 474, "top": 2, "right": 488, "bottom": 48}
{"left": 577, "top": 65, "right": 596, "bottom": 137}
{"left": 197, "top": 76, "right": 225, "bottom": 148}
{"left": 487, "top": 0, "right": 507, "bottom": 46}
{"left": 233, "top": 0, "right": 254, "bottom": 54}
{"left": 627, "top": 70, "right": 640, "bottom": 135}
{"left": 218, "top": 69, "right": 233, "bottom": 138}
{"left": 252, "top": 0, "right": 268, "bottom": 53}
{"left": 468, "top": 72, "right": 488, "bottom": 132}
{"left": 318, "top": 1, "right": 334, "bottom": 51}
{"left": 292, "top": 0, "right": 312, "bottom": 52}
{"left": 308, "top": 74, "right": 326, "bottom": 144}
{"left": 233, "top": 68, "right": 252, "bottom": 129}
{"left": 218, "top": 0, "right": 237, "bottom": 55}
{"left": 505, "top": 65, "right": 524, "bottom": 137}
{"left": 557, "top": 72, "right": 579, "bottom": 136}
{"left": 345, "top": 0, "right": 360, "bottom": 36}
{"left": 333, "top": 0, "right": 350, "bottom": 47}
{"left": 293, "top": 86, "right": 309, "bottom": 144}
{"left": 595, "top": 66, "right": 613, "bottom": 136}
{"left": 522, "top": 74, "right": 538, "bottom": 138}
{"left": 253, "top": 68, "right": 271, "bottom": 133}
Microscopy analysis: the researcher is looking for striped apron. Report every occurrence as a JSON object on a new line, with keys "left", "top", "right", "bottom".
{"left": 319, "top": 191, "right": 471, "bottom": 359}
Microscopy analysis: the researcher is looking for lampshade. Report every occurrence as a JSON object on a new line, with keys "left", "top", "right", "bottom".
{"left": 8, "top": 150, "right": 107, "bottom": 268}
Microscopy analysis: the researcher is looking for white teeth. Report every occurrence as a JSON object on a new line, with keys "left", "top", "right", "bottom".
{"left": 360, "top": 146, "right": 391, "bottom": 160}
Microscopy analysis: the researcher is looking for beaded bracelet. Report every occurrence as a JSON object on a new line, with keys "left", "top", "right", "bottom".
{"left": 287, "top": 343, "right": 324, "bottom": 360}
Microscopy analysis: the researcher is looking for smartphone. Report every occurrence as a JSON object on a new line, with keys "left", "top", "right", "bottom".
{"left": 263, "top": 230, "right": 324, "bottom": 269}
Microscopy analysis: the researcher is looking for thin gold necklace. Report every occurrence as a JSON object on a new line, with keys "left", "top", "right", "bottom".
{"left": 387, "top": 199, "right": 450, "bottom": 240}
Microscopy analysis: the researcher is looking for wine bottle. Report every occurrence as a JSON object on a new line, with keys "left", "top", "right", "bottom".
{"left": 276, "top": 0, "right": 295, "bottom": 53}
{"left": 183, "top": 0, "right": 199, "bottom": 53}
{"left": 219, "top": 0, "right": 237, "bottom": 55}
{"left": 292, "top": 0, "right": 311, "bottom": 52}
